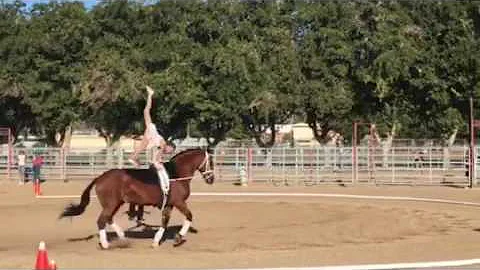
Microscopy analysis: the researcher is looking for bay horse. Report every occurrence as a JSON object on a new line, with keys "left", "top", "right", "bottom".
{"left": 59, "top": 148, "right": 214, "bottom": 249}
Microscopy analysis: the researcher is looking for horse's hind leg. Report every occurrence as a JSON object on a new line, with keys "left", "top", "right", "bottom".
{"left": 173, "top": 202, "right": 192, "bottom": 247}
{"left": 97, "top": 210, "right": 111, "bottom": 249}
{"left": 152, "top": 205, "right": 172, "bottom": 247}
{"left": 97, "top": 203, "right": 123, "bottom": 249}
{"left": 108, "top": 203, "right": 126, "bottom": 241}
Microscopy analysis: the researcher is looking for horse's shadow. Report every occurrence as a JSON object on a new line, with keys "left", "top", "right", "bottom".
{"left": 124, "top": 224, "right": 198, "bottom": 240}
{"left": 67, "top": 225, "right": 198, "bottom": 243}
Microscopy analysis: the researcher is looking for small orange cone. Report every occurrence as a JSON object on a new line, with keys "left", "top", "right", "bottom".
{"left": 34, "top": 241, "right": 49, "bottom": 270}
{"left": 49, "top": 259, "right": 57, "bottom": 270}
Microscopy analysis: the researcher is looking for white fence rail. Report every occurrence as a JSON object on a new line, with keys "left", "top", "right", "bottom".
{"left": 0, "top": 146, "right": 474, "bottom": 187}
{"left": 214, "top": 146, "right": 471, "bottom": 186}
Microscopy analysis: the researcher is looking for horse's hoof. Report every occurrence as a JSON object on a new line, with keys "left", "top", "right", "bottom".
{"left": 173, "top": 239, "right": 186, "bottom": 247}
{"left": 151, "top": 242, "right": 159, "bottom": 249}
{"left": 98, "top": 242, "right": 109, "bottom": 250}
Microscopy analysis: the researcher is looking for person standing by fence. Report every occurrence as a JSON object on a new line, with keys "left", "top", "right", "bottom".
{"left": 17, "top": 150, "right": 26, "bottom": 185}
{"left": 32, "top": 154, "right": 44, "bottom": 183}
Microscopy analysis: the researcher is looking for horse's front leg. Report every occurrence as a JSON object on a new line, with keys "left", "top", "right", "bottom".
{"left": 152, "top": 205, "right": 172, "bottom": 247}
{"left": 173, "top": 201, "right": 192, "bottom": 247}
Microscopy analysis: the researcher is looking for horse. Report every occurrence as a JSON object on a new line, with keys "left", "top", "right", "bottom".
{"left": 59, "top": 148, "right": 214, "bottom": 249}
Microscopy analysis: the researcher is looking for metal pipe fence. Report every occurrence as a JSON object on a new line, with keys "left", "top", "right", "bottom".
{"left": 0, "top": 146, "right": 474, "bottom": 187}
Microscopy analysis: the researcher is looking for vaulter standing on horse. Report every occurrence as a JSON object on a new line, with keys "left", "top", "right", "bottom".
{"left": 128, "top": 85, "right": 174, "bottom": 199}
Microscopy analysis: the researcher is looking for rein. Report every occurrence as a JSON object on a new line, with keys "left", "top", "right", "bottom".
{"left": 168, "top": 151, "right": 213, "bottom": 182}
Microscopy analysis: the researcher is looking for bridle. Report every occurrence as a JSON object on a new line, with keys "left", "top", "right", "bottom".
{"left": 168, "top": 150, "right": 214, "bottom": 182}
{"left": 198, "top": 151, "right": 214, "bottom": 180}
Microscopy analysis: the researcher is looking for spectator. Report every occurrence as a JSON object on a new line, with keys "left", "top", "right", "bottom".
{"left": 17, "top": 150, "right": 26, "bottom": 185}
{"left": 414, "top": 150, "right": 426, "bottom": 168}
{"left": 32, "top": 154, "right": 44, "bottom": 183}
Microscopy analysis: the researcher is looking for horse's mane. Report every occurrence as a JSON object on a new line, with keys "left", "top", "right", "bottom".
{"left": 123, "top": 148, "right": 205, "bottom": 184}
{"left": 169, "top": 147, "right": 204, "bottom": 161}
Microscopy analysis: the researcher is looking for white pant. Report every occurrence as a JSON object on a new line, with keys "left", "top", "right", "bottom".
{"left": 155, "top": 163, "right": 169, "bottom": 195}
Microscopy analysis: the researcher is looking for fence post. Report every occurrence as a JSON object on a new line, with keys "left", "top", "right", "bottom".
{"left": 391, "top": 146, "right": 394, "bottom": 183}
{"left": 308, "top": 148, "right": 313, "bottom": 183}
{"left": 213, "top": 148, "right": 219, "bottom": 181}
{"left": 316, "top": 148, "right": 320, "bottom": 182}
{"left": 352, "top": 122, "right": 357, "bottom": 184}
{"left": 90, "top": 152, "right": 94, "bottom": 176}
{"left": 61, "top": 148, "right": 66, "bottom": 182}
{"left": 7, "top": 128, "right": 12, "bottom": 181}
{"left": 236, "top": 148, "right": 240, "bottom": 171}
{"left": 429, "top": 148, "right": 433, "bottom": 183}
{"left": 247, "top": 148, "right": 253, "bottom": 183}
{"left": 296, "top": 148, "right": 301, "bottom": 184}
{"left": 471, "top": 146, "right": 477, "bottom": 186}
{"left": 282, "top": 147, "right": 286, "bottom": 181}
{"left": 118, "top": 148, "right": 124, "bottom": 169}
{"left": 215, "top": 148, "right": 224, "bottom": 181}
{"left": 352, "top": 146, "right": 358, "bottom": 184}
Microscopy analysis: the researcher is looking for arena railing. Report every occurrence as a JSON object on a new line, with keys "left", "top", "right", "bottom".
{"left": 0, "top": 146, "right": 473, "bottom": 187}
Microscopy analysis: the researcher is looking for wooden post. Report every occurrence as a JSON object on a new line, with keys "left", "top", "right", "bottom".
{"left": 247, "top": 148, "right": 253, "bottom": 183}
{"left": 352, "top": 121, "right": 358, "bottom": 183}
{"left": 470, "top": 96, "right": 475, "bottom": 188}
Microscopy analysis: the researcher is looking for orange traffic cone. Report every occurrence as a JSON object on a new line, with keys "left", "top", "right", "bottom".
{"left": 49, "top": 259, "right": 57, "bottom": 270}
{"left": 34, "top": 241, "right": 49, "bottom": 270}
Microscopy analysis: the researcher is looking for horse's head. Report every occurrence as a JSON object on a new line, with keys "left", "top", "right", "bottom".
{"left": 171, "top": 148, "right": 214, "bottom": 184}
{"left": 198, "top": 149, "right": 215, "bottom": 184}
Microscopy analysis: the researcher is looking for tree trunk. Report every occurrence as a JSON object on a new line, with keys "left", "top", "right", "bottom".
{"left": 252, "top": 121, "right": 276, "bottom": 148}
{"left": 204, "top": 121, "right": 233, "bottom": 148}
{"left": 46, "top": 130, "right": 61, "bottom": 147}
{"left": 242, "top": 113, "right": 276, "bottom": 148}
{"left": 443, "top": 128, "right": 458, "bottom": 170}
{"left": 61, "top": 125, "right": 72, "bottom": 149}
{"left": 306, "top": 110, "right": 335, "bottom": 145}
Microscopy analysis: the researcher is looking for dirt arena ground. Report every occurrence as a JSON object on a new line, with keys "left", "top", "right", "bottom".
{"left": 3, "top": 179, "right": 480, "bottom": 269}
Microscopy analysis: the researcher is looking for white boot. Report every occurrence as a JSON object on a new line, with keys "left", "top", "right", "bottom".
{"left": 155, "top": 164, "right": 170, "bottom": 210}
{"left": 155, "top": 164, "right": 170, "bottom": 195}
{"left": 99, "top": 229, "right": 109, "bottom": 249}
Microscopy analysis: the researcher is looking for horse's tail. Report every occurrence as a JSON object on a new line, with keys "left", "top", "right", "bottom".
{"left": 59, "top": 175, "right": 99, "bottom": 219}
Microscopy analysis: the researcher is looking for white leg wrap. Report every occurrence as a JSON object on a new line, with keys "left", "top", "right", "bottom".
{"left": 179, "top": 220, "right": 191, "bottom": 236}
{"left": 99, "top": 229, "right": 109, "bottom": 249}
{"left": 156, "top": 166, "right": 170, "bottom": 194}
{"left": 161, "top": 169, "right": 170, "bottom": 192}
{"left": 152, "top": 227, "right": 166, "bottom": 245}
{"left": 110, "top": 223, "right": 125, "bottom": 239}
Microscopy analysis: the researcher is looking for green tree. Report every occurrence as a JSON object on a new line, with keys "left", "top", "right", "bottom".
{"left": 0, "top": 0, "right": 37, "bottom": 139}
{"left": 238, "top": 0, "right": 301, "bottom": 147}
{"left": 19, "top": 1, "right": 92, "bottom": 146}
{"left": 296, "top": 1, "right": 356, "bottom": 143}
{"left": 80, "top": 0, "right": 148, "bottom": 146}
